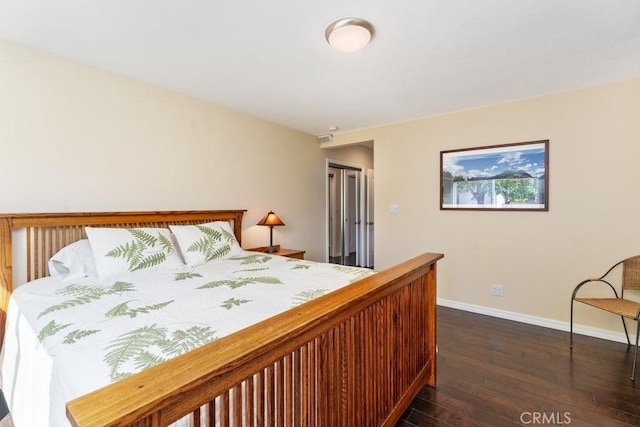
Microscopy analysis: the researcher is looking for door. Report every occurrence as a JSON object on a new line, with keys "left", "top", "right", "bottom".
{"left": 327, "top": 168, "right": 341, "bottom": 258}
{"left": 365, "top": 169, "right": 374, "bottom": 268}
{"left": 347, "top": 172, "right": 360, "bottom": 254}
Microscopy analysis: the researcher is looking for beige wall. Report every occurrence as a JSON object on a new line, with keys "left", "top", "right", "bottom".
{"left": 4, "top": 36, "right": 640, "bottom": 338}
{"left": 324, "top": 143, "right": 374, "bottom": 170}
{"left": 0, "top": 39, "right": 328, "bottom": 261}
{"left": 332, "top": 78, "right": 640, "bottom": 336}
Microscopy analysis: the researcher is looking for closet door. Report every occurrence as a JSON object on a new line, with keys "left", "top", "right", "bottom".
{"left": 327, "top": 168, "right": 342, "bottom": 258}
{"left": 350, "top": 170, "right": 364, "bottom": 267}
{"left": 365, "top": 169, "right": 375, "bottom": 268}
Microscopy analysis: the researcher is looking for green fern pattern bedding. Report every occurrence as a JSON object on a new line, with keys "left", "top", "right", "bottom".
{"left": 2, "top": 250, "right": 374, "bottom": 426}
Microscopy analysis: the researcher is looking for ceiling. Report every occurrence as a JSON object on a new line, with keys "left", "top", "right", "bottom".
{"left": 2, "top": 1, "right": 640, "bottom": 137}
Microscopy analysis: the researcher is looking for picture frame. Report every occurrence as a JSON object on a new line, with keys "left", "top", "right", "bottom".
{"left": 440, "top": 140, "right": 548, "bottom": 211}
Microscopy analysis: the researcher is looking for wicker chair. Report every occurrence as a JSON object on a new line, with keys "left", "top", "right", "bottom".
{"left": 570, "top": 255, "right": 640, "bottom": 380}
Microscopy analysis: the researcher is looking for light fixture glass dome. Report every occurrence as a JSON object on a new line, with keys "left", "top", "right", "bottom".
{"left": 325, "top": 18, "right": 375, "bottom": 53}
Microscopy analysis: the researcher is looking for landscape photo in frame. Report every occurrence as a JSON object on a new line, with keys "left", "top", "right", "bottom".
{"left": 440, "top": 140, "right": 548, "bottom": 211}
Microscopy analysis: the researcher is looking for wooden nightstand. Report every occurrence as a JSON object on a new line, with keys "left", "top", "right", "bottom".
{"left": 246, "top": 245, "right": 305, "bottom": 259}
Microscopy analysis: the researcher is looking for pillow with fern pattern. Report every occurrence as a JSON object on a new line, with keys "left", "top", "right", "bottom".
{"left": 85, "top": 227, "right": 185, "bottom": 282}
{"left": 169, "top": 221, "right": 242, "bottom": 267}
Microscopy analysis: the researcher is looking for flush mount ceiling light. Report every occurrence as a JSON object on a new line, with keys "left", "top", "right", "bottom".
{"left": 325, "top": 18, "right": 375, "bottom": 53}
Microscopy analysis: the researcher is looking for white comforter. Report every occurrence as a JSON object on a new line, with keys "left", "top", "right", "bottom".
{"left": 1, "top": 251, "right": 374, "bottom": 426}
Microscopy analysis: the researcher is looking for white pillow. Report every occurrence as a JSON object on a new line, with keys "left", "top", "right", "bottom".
{"left": 48, "top": 239, "right": 97, "bottom": 281}
{"left": 169, "top": 221, "right": 242, "bottom": 267}
{"left": 85, "top": 227, "right": 184, "bottom": 281}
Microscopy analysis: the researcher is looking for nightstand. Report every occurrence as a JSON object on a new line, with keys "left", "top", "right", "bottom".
{"left": 246, "top": 245, "right": 305, "bottom": 260}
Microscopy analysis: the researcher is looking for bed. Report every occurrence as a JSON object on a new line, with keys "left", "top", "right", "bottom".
{"left": 0, "top": 210, "right": 443, "bottom": 426}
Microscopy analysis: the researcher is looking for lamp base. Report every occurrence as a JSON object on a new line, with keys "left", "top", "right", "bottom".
{"left": 265, "top": 246, "right": 278, "bottom": 253}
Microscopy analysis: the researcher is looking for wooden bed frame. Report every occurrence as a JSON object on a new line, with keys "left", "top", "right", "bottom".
{"left": 0, "top": 210, "right": 443, "bottom": 427}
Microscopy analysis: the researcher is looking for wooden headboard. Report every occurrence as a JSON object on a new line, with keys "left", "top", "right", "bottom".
{"left": 0, "top": 209, "right": 246, "bottom": 348}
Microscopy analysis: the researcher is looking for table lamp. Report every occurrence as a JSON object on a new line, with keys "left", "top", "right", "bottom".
{"left": 256, "top": 211, "right": 285, "bottom": 253}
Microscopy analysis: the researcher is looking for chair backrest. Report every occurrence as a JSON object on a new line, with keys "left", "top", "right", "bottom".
{"left": 622, "top": 255, "right": 640, "bottom": 291}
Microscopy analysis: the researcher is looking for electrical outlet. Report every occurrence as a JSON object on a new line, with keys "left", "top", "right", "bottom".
{"left": 491, "top": 284, "right": 504, "bottom": 297}
{"left": 390, "top": 204, "right": 399, "bottom": 214}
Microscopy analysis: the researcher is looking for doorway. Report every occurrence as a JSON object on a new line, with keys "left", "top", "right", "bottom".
{"left": 327, "top": 161, "right": 374, "bottom": 268}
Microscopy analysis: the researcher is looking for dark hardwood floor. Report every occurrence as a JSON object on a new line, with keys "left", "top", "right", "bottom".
{"left": 329, "top": 252, "right": 358, "bottom": 266}
{"left": 398, "top": 306, "right": 640, "bottom": 426}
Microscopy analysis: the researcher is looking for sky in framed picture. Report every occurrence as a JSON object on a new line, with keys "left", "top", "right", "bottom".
{"left": 441, "top": 140, "right": 548, "bottom": 211}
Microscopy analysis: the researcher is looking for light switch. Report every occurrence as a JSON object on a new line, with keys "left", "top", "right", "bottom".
{"left": 390, "top": 204, "right": 399, "bottom": 214}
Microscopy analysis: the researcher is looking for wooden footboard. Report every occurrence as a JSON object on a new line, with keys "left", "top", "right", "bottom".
{"left": 66, "top": 252, "right": 442, "bottom": 427}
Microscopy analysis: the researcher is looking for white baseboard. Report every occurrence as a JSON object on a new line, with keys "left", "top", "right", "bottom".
{"left": 437, "top": 298, "right": 630, "bottom": 345}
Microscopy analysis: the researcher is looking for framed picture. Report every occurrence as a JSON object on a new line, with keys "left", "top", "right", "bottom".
{"left": 440, "top": 140, "right": 548, "bottom": 211}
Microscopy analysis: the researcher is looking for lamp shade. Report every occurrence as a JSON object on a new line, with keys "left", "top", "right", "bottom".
{"left": 257, "top": 211, "right": 285, "bottom": 227}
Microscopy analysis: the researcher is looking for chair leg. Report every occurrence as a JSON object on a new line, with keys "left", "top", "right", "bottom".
{"left": 632, "top": 322, "right": 640, "bottom": 381}
{"left": 621, "top": 316, "right": 631, "bottom": 346}
{"left": 570, "top": 299, "right": 575, "bottom": 348}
